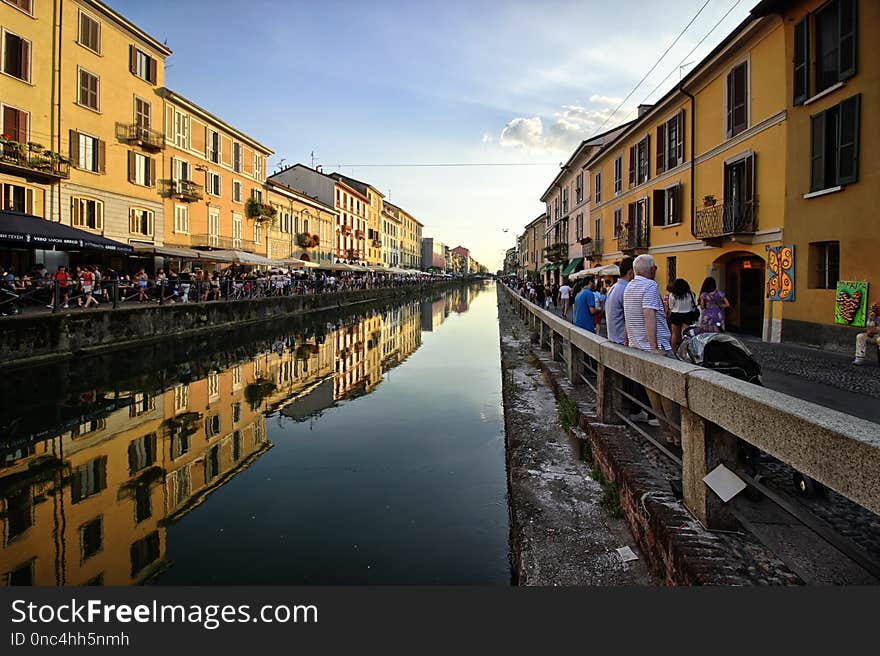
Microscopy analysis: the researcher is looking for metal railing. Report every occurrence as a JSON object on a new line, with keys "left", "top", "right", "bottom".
{"left": 0, "top": 144, "right": 70, "bottom": 181}
{"left": 172, "top": 179, "right": 204, "bottom": 202}
{"left": 617, "top": 222, "right": 649, "bottom": 252}
{"left": 116, "top": 123, "right": 165, "bottom": 150}
{"left": 581, "top": 239, "right": 603, "bottom": 259}
{"left": 501, "top": 283, "right": 880, "bottom": 577}
{"left": 694, "top": 199, "right": 758, "bottom": 240}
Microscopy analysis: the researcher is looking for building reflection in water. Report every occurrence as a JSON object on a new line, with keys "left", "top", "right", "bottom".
{"left": 0, "top": 284, "right": 483, "bottom": 586}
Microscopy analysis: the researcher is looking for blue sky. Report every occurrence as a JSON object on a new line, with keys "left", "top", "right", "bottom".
{"left": 111, "top": 0, "right": 753, "bottom": 270}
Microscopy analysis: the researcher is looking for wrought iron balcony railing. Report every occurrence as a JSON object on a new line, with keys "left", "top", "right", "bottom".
{"left": 172, "top": 179, "right": 203, "bottom": 202}
{"left": 617, "top": 223, "right": 649, "bottom": 253}
{"left": 184, "top": 234, "right": 261, "bottom": 252}
{"left": 581, "top": 239, "right": 603, "bottom": 259}
{"left": 0, "top": 143, "right": 70, "bottom": 181}
{"left": 116, "top": 123, "right": 165, "bottom": 151}
{"left": 542, "top": 242, "right": 568, "bottom": 262}
{"left": 694, "top": 200, "right": 758, "bottom": 240}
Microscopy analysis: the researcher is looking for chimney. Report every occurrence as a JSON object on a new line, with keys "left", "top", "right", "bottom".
{"left": 637, "top": 104, "right": 653, "bottom": 118}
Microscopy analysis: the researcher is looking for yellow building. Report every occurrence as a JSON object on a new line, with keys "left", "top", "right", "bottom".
{"left": 396, "top": 207, "right": 423, "bottom": 270}
{"left": 381, "top": 200, "right": 402, "bottom": 267}
{"left": 775, "top": 0, "right": 876, "bottom": 348}
{"left": 266, "top": 178, "right": 336, "bottom": 265}
{"left": 158, "top": 88, "right": 273, "bottom": 263}
{"left": 587, "top": 4, "right": 788, "bottom": 338}
{"left": 365, "top": 186, "right": 385, "bottom": 266}
{"left": 331, "top": 176, "right": 368, "bottom": 265}
{"left": 1, "top": 0, "right": 172, "bottom": 271}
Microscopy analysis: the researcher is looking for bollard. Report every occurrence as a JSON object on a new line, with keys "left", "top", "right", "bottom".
{"left": 596, "top": 363, "right": 624, "bottom": 424}
{"left": 680, "top": 407, "right": 740, "bottom": 530}
{"left": 566, "top": 339, "right": 583, "bottom": 384}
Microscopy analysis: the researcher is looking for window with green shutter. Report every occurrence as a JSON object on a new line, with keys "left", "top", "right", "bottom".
{"left": 809, "top": 93, "right": 860, "bottom": 192}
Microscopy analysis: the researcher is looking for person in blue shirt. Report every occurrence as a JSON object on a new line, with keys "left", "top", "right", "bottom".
{"left": 573, "top": 278, "right": 598, "bottom": 332}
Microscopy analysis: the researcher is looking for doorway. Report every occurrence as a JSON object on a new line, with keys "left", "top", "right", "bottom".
{"left": 723, "top": 255, "right": 765, "bottom": 336}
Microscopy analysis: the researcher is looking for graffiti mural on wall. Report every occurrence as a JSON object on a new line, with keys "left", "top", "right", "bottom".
{"left": 834, "top": 281, "right": 869, "bottom": 327}
{"left": 766, "top": 245, "right": 794, "bottom": 301}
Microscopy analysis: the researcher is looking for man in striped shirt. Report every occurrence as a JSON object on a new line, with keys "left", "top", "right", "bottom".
{"left": 623, "top": 254, "right": 678, "bottom": 445}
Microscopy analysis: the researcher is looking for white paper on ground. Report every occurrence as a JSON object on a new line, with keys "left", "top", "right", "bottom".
{"left": 703, "top": 463, "right": 747, "bottom": 503}
{"left": 616, "top": 546, "right": 638, "bottom": 562}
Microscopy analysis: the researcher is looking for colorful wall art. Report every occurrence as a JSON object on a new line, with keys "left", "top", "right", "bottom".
{"left": 834, "top": 281, "right": 869, "bottom": 326}
{"left": 766, "top": 245, "right": 795, "bottom": 301}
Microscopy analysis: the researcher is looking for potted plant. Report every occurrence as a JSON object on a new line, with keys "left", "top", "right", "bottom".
{"left": 703, "top": 194, "right": 717, "bottom": 207}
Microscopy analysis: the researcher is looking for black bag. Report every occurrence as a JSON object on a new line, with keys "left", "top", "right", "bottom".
{"left": 685, "top": 292, "right": 701, "bottom": 323}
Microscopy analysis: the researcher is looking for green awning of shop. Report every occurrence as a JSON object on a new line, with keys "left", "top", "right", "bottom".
{"left": 538, "top": 263, "right": 551, "bottom": 272}
{"left": 561, "top": 257, "right": 584, "bottom": 276}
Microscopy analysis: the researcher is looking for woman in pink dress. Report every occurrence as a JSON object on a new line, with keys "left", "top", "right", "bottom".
{"left": 698, "top": 277, "right": 730, "bottom": 333}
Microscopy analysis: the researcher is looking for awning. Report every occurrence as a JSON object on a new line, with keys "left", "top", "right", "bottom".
{"left": 570, "top": 263, "right": 621, "bottom": 280}
{"left": 133, "top": 245, "right": 201, "bottom": 259}
{"left": 204, "top": 250, "right": 278, "bottom": 266}
{"left": 561, "top": 257, "right": 584, "bottom": 276}
{"left": 0, "top": 210, "right": 134, "bottom": 253}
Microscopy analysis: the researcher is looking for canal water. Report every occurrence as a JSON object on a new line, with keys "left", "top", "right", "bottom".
{"left": 0, "top": 282, "right": 510, "bottom": 585}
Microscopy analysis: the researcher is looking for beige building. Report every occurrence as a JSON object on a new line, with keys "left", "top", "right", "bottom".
{"left": 266, "top": 178, "right": 335, "bottom": 265}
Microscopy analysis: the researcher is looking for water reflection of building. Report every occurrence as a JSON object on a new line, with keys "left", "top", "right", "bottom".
{"left": 1, "top": 285, "right": 482, "bottom": 585}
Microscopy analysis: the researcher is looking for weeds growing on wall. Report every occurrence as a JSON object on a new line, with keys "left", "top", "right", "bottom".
{"left": 558, "top": 394, "right": 579, "bottom": 430}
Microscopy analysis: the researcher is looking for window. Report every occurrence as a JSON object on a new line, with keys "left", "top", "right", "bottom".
{"left": 613, "top": 155, "right": 623, "bottom": 194}
{"left": 130, "top": 392, "right": 154, "bottom": 417}
{"left": 72, "top": 131, "right": 102, "bottom": 173}
{"left": 134, "top": 486, "right": 151, "bottom": 523}
{"left": 5, "top": 487, "right": 32, "bottom": 541}
{"left": 130, "top": 531, "right": 160, "bottom": 577}
{"left": 80, "top": 517, "right": 102, "bottom": 561}
{"left": 232, "top": 142, "right": 242, "bottom": 172}
{"left": 810, "top": 93, "right": 860, "bottom": 191}
{"left": 593, "top": 217, "right": 601, "bottom": 247}
{"left": 173, "top": 157, "right": 190, "bottom": 181}
{"left": 3, "top": 30, "right": 31, "bottom": 82}
{"left": 208, "top": 373, "right": 220, "bottom": 399}
{"left": 613, "top": 207, "right": 623, "bottom": 238}
{"left": 206, "top": 414, "right": 221, "bottom": 438}
{"left": 232, "top": 402, "right": 242, "bottom": 424}
{"left": 575, "top": 173, "right": 583, "bottom": 204}
{"left": 725, "top": 61, "right": 747, "bottom": 138}
{"left": 667, "top": 257, "right": 677, "bottom": 286}
{"left": 562, "top": 188, "right": 568, "bottom": 214}
{"left": 171, "top": 431, "right": 189, "bottom": 460}
{"left": 207, "top": 129, "right": 221, "bottom": 163}
{"left": 254, "top": 222, "right": 262, "bottom": 244}
{"left": 4, "top": 0, "right": 34, "bottom": 15}
{"left": 129, "top": 46, "right": 156, "bottom": 84}
{"left": 129, "top": 208, "right": 153, "bottom": 236}
{"left": 252, "top": 188, "right": 263, "bottom": 203}
{"left": 233, "top": 431, "right": 241, "bottom": 462}
{"left": 575, "top": 213, "right": 583, "bottom": 240}
{"left": 206, "top": 171, "right": 221, "bottom": 196}
{"left": 208, "top": 209, "right": 219, "bottom": 245}
{"left": 169, "top": 467, "right": 191, "bottom": 506}
{"left": 594, "top": 171, "right": 601, "bottom": 204}
{"left": 74, "top": 419, "right": 105, "bottom": 437}
{"left": 553, "top": 197, "right": 559, "bottom": 219}
{"left": 656, "top": 110, "right": 685, "bottom": 173}
{"left": 78, "top": 11, "right": 101, "bottom": 54}
{"left": 233, "top": 213, "right": 242, "bottom": 247}
{"left": 809, "top": 241, "right": 840, "bottom": 289}
{"left": 232, "top": 180, "right": 242, "bottom": 203}
{"left": 127, "top": 152, "right": 153, "bottom": 186}
{"left": 174, "top": 205, "right": 189, "bottom": 233}
{"left": 628, "top": 136, "right": 650, "bottom": 187}
{"left": 71, "top": 457, "right": 107, "bottom": 504}
{"left": 652, "top": 184, "right": 681, "bottom": 227}
{"left": 78, "top": 69, "right": 100, "bottom": 111}
{"left": 134, "top": 96, "right": 151, "bottom": 130}
{"left": 6, "top": 561, "right": 33, "bottom": 586}
{"left": 253, "top": 153, "right": 263, "bottom": 179}
{"left": 2, "top": 183, "right": 34, "bottom": 213}
{"left": 71, "top": 197, "right": 103, "bottom": 230}
{"left": 206, "top": 445, "right": 220, "bottom": 481}
{"left": 2, "top": 105, "right": 28, "bottom": 145}
{"left": 128, "top": 434, "right": 157, "bottom": 474}
{"left": 813, "top": 0, "right": 856, "bottom": 96}
{"left": 174, "top": 384, "right": 188, "bottom": 412}
{"left": 174, "top": 111, "right": 189, "bottom": 148}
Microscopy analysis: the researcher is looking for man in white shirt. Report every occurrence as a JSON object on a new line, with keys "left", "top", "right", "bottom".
{"left": 558, "top": 280, "right": 572, "bottom": 320}
{"left": 623, "top": 254, "right": 678, "bottom": 445}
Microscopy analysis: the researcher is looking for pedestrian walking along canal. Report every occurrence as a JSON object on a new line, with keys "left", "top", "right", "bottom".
{"left": 0, "top": 282, "right": 511, "bottom": 585}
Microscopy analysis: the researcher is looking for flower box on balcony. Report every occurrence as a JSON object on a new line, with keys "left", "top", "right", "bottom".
{"left": 245, "top": 197, "right": 276, "bottom": 221}
{"left": 296, "top": 232, "right": 320, "bottom": 248}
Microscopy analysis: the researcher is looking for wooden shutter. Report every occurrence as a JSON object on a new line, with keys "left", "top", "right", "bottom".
{"left": 148, "top": 157, "right": 156, "bottom": 187}
{"left": 127, "top": 151, "right": 136, "bottom": 183}
{"left": 4, "top": 106, "right": 26, "bottom": 143}
{"left": 838, "top": 0, "right": 856, "bottom": 80}
{"left": 671, "top": 184, "right": 680, "bottom": 223}
{"left": 793, "top": 16, "right": 810, "bottom": 105}
{"left": 20, "top": 38, "right": 30, "bottom": 83}
{"left": 628, "top": 145, "right": 636, "bottom": 187}
{"left": 744, "top": 153, "right": 756, "bottom": 205}
{"left": 148, "top": 57, "right": 157, "bottom": 84}
{"left": 676, "top": 110, "right": 685, "bottom": 164}
{"left": 725, "top": 69, "right": 734, "bottom": 137}
{"left": 25, "top": 187, "right": 34, "bottom": 215}
{"left": 70, "top": 197, "right": 80, "bottom": 226}
{"left": 97, "top": 140, "right": 106, "bottom": 173}
{"left": 69, "top": 130, "right": 80, "bottom": 166}
{"left": 129, "top": 45, "right": 137, "bottom": 74}
{"left": 652, "top": 189, "right": 665, "bottom": 226}
{"left": 656, "top": 123, "right": 666, "bottom": 174}
{"left": 810, "top": 112, "right": 826, "bottom": 192}
{"left": 643, "top": 134, "right": 650, "bottom": 181}
{"left": 838, "top": 93, "right": 860, "bottom": 185}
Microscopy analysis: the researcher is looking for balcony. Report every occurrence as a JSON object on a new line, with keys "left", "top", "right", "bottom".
{"left": 355, "top": 229, "right": 365, "bottom": 239}
{"left": 116, "top": 123, "right": 165, "bottom": 151}
{"left": 617, "top": 223, "right": 649, "bottom": 254}
{"left": 0, "top": 142, "right": 70, "bottom": 182}
{"left": 542, "top": 242, "right": 568, "bottom": 262}
{"left": 581, "top": 238, "right": 603, "bottom": 260}
{"left": 172, "top": 179, "right": 203, "bottom": 202}
{"left": 694, "top": 200, "right": 758, "bottom": 244}
{"left": 185, "top": 234, "right": 261, "bottom": 252}
{"left": 371, "top": 238, "right": 382, "bottom": 248}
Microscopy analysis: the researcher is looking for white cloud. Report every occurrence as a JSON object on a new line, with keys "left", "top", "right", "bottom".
{"left": 496, "top": 103, "right": 634, "bottom": 154}
{"left": 589, "top": 94, "right": 623, "bottom": 107}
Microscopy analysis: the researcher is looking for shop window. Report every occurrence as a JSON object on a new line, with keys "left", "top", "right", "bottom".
{"left": 809, "top": 241, "right": 839, "bottom": 289}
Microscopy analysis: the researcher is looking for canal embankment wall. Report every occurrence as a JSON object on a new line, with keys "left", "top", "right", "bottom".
{"left": 0, "top": 281, "right": 461, "bottom": 370}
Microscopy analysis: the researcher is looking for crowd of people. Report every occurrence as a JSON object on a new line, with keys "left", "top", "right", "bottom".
{"left": 0, "top": 263, "right": 441, "bottom": 315}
